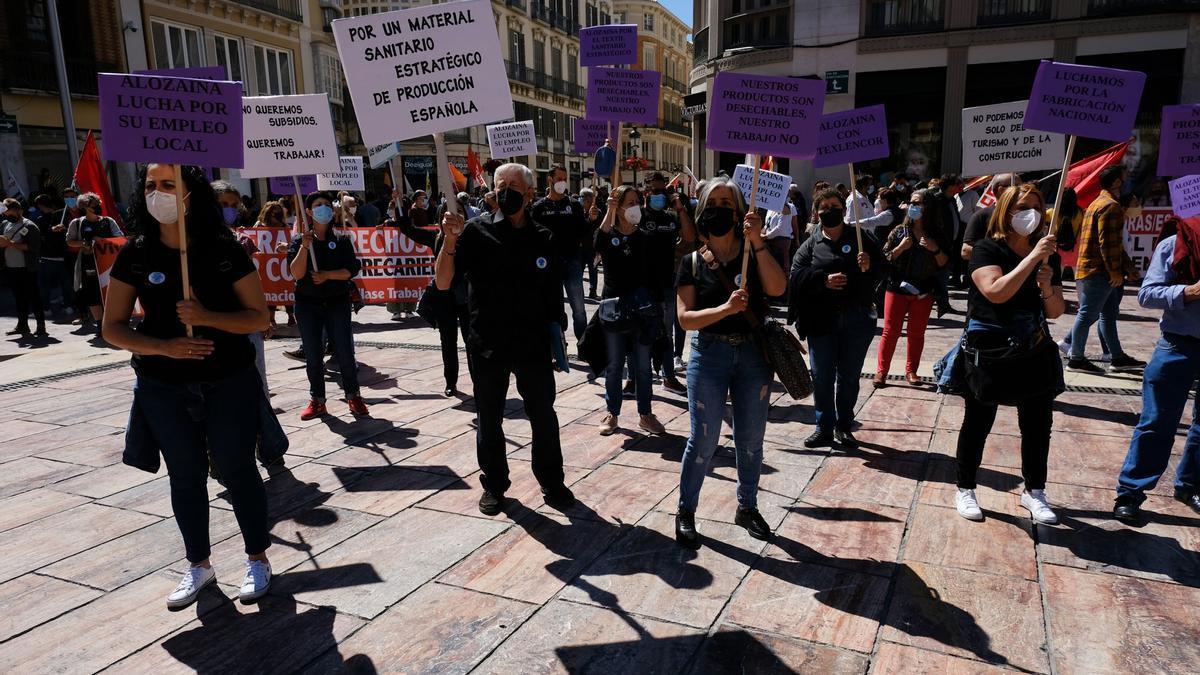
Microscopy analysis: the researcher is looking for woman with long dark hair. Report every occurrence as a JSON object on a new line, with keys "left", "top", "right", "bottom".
{"left": 674, "top": 177, "right": 787, "bottom": 547}
{"left": 288, "top": 191, "right": 367, "bottom": 420}
{"left": 102, "top": 163, "right": 275, "bottom": 608}
{"left": 874, "top": 188, "right": 951, "bottom": 386}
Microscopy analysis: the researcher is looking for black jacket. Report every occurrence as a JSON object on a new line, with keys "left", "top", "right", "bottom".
{"left": 788, "top": 227, "right": 885, "bottom": 338}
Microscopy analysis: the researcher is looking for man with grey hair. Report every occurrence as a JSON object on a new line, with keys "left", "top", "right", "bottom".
{"left": 435, "top": 162, "right": 573, "bottom": 516}
{"left": 457, "top": 191, "right": 481, "bottom": 220}
{"left": 66, "top": 191, "right": 122, "bottom": 327}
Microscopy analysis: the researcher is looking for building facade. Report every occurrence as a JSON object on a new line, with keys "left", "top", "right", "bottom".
{"left": 613, "top": 0, "right": 693, "bottom": 185}
{"left": 690, "top": 0, "right": 1200, "bottom": 192}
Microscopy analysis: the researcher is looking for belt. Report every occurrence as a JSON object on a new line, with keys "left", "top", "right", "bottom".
{"left": 701, "top": 330, "right": 753, "bottom": 346}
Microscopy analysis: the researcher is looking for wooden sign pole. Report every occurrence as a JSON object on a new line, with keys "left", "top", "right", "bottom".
{"left": 848, "top": 163, "right": 864, "bottom": 252}
{"left": 173, "top": 164, "right": 193, "bottom": 337}
{"left": 293, "top": 176, "right": 318, "bottom": 271}
{"left": 741, "top": 155, "right": 761, "bottom": 290}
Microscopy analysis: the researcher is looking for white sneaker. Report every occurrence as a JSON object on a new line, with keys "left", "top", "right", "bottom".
{"left": 167, "top": 565, "right": 216, "bottom": 609}
{"left": 390, "top": 312, "right": 404, "bottom": 321}
{"left": 955, "top": 489, "right": 984, "bottom": 521}
{"left": 1056, "top": 339, "right": 1069, "bottom": 355}
{"left": 1021, "top": 489, "right": 1058, "bottom": 524}
{"left": 673, "top": 356, "right": 685, "bottom": 373}
{"left": 239, "top": 559, "right": 272, "bottom": 603}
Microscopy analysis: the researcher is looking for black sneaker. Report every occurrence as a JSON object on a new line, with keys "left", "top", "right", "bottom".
{"left": 1066, "top": 358, "right": 1106, "bottom": 374}
{"left": 1113, "top": 496, "right": 1140, "bottom": 524}
{"left": 542, "top": 485, "right": 576, "bottom": 511}
{"left": 1174, "top": 488, "right": 1200, "bottom": 515}
{"left": 804, "top": 430, "right": 834, "bottom": 449}
{"left": 675, "top": 508, "right": 700, "bottom": 549}
{"left": 478, "top": 490, "right": 505, "bottom": 516}
{"left": 734, "top": 506, "right": 772, "bottom": 541}
{"left": 282, "top": 348, "right": 306, "bottom": 362}
{"left": 834, "top": 429, "right": 859, "bottom": 449}
{"left": 1108, "top": 355, "right": 1146, "bottom": 373}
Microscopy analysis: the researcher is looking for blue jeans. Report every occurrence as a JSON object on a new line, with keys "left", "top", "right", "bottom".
{"left": 133, "top": 366, "right": 269, "bottom": 562}
{"left": 1070, "top": 276, "right": 1126, "bottom": 360}
{"left": 808, "top": 307, "right": 876, "bottom": 433}
{"left": 294, "top": 295, "right": 359, "bottom": 401}
{"left": 606, "top": 328, "right": 651, "bottom": 416}
{"left": 678, "top": 333, "right": 773, "bottom": 512}
{"left": 1116, "top": 334, "right": 1200, "bottom": 503}
{"left": 562, "top": 255, "right": 587, "bottom": 340}
{"left": 39, "top": 258, "right": 73, "bottom": 308}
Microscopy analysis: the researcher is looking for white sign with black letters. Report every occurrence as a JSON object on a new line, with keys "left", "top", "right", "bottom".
{"left": 239, "top": 94, "right": 340, "bottom": 178}
{"left": 961, "top": 100, "right": 1064, "bottom": 176}
{"left": 732, "top": 164, "right": 790, "bottom": 213}
{"left": 486, "top": 121, "right": 537, "bottom": 159}
{"left": 317, "top": 156, "right": 366, "bottom": 191}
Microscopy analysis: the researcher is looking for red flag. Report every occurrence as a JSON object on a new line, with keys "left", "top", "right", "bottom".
{"left": 760, "top": 155, "right": 774, "bottom": 171}
{"left": 74, "top": 131, "right": 124, "bottom": 229}
{"left": 466, "top": 147, "right": 487, "bottom": 189}
{"left": 1066, "top": 139, "right": 1130, "bottom": 209}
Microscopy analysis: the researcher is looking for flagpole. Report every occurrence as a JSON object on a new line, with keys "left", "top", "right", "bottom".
{"left": 46, "top": 0, "right": 78, "bottom": 162}
{"left": 173, "top": 164, "right": 193, "bottom": 337}
{"left": 293, "top": 176, "right": 317, "bottom": 271}
{"left": 611, "top": 123, "right": 623, "bottom": 188}
{"left": 848, "top": 162, "right": 864, "bottom": 252}
{"left": 1050, "top": 135, "right": 1077, "bottom": 217}
{"left": 434, "top": 132, "right": 459, "bottom": 217}
{"left": 741, "top": 155, "right": 761, "bottom": 290}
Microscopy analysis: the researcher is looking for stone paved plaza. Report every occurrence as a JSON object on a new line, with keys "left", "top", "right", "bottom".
{"left": 0, "top": 285, "right": 1197, "bottom": 674}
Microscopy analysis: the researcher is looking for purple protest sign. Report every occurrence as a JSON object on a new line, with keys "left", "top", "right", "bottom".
{"left": 1023, "top": 61, "right": 1146, "bottom": 142}
{"left": 574, "top": 119, "right": 611, "bottom": 154}
{"left": 269, "top": 175, "right": 317, "bottom": 195}
{"left": 579, "top": 25, "right": 637, "bottom": 67}
{"left": 706, "top": 72, "right": 825, "bottom": 158}
{"left": 585, "top": 68, "right": 661, "bottom": 125}
{"left": 98, "top": 73, "right": 244, "bottom": 167}
{"left": 813, "top": 105, "right": 890, "bottom": 168}
{"left": 133, "top": 66, "right": 227, "bottom": 80}
{"left": 1158, "top": 104, "right": 1200, "bottom": 177}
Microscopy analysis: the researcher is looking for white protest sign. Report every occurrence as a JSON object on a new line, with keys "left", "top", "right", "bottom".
{"left": 1169, "top": 175, "right": 1200, "bottom": 218}
{"left": 318, "top": 156, "right": 366, "bottom": 191}
{"left": 732, "top": 164, "right": 790, "bottom": 213}
{"left": 961, "top": 100, "right": 1064, "bottom": 177}
{"left": 368, "top": 141, "right": 402, "bottom": 169}
{"left": 239, "top": 94, "right": 340, "bottom": 178}
{"left": 331, "top": 0, "right": 514, "bottom": 147}
{"left": 486, "top": 121, "right": 537, "bottom": 159}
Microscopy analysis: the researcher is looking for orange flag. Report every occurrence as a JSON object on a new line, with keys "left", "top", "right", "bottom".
{"left": 447, "top": 162, "right": 468, "bottom": 193}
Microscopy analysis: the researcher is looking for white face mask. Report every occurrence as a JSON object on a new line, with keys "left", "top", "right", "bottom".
{"left": 1011, "top": 208, "right": 1041, "bottom": 236}
{"left": 553, "top": 180, "right": 568, "bottom": 195}
{"left": 623, "top": 205, "right": 642, "bottom": 226}
{"left": 146, "top": 190, "right": 180, "bottom": 224}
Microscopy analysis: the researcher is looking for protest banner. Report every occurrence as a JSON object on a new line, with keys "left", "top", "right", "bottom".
{"left": 1158, "top": 104, "right": 1200, "bottom": 178}
{"left": 1059, "top": 206, "right": 1175, "bottom": 277}
{"left": 732, "top": 164, "right": 790, "bottom": 214}
{"left": 1169, "top": 175, "right": 1200, "bottom": 219}
{"left": 579, "top": 24, "right": 637, "bottom": 66}
{"left": 573, "top": 119, "right": 610, "bottom": 154}
{"left": 960, "top": 100, "right": 1064, "bottom": 177}
{"left": 706, "top": 72, "right": 824, "bottom": 158}
{"left": 240, "top": 94, "right": 339, "bottom": 178}
{"left": 584, "top": 68, "right": 661, "bottom": 126}
{"left": 487, "top": 120, "right": 537, "bottom": 159}
{"left": 813, "top": 104, "right": 890, "bottom": 250}
{"left": 269, "top": 175, "right": 317, "bottom": 195}
{"left": 331, "top": 0, "right": 513, "bottom": 147}
{"left": 98, "top": 72, "right": 244, "bottom": 335}
{"left": 318, "top": 156, "right": 366, "bottom": 191}
{"left": 253, "top": 252, "right": 296, "bottom": 305}
{"left": 134, "top": 66, "right": 227, "bottom": 80}
{"left": 368, "top": 141, "right": 403, "bottom": 170}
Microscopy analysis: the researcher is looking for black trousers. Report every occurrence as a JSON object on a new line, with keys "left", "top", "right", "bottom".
{"left": 6, "top": 268, "right": 45, "bottom": 331}
{"left": 471, "top": 351, "right": 564, "bottom": 495}
{"left": 439, "top": 303, "right": 472, "bottom": 389}
{"left": 956, "top": 393, "right": 1053, "bottom": 490}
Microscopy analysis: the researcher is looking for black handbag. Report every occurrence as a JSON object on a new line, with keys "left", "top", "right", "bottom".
{"left": 415, "top": 281, "right": 445, "bottom": 328}
{"left": 960, "top": 330, "right": 1059, "bottom": 405}
{"left": 695, "top": 248, "right": 814, "bottom": 401}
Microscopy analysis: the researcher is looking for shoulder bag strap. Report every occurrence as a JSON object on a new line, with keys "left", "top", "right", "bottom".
{"left": 702, "top": 244, "right": 763, "bottom": 330}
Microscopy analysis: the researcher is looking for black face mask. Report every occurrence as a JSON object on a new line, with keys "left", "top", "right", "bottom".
{"left": 698, "top": 206, "right": 736, "bottom": 238}
{"left": 497, "top": 188, "right": 525, "bottom": 217}
{"left": 819, "top": 208, "right": 844, "bottom": 229}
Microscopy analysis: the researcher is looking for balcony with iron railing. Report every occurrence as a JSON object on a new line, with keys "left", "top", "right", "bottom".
{"left": 663, "top": 76, "right": 687, "bottom": 94}
{"left": 1087, "top": 0, "right": 1200, "bottom": 15}
{"left": 504, "top": 60, "right": 586, "bottom": 100}
{"left": 977, "top": 0, "right": 1051, "bottom": 25}
{"left": 864, "top": 0, "right": 945, "bottom": 37}
{"left": 232, "top": 0, "right": 303, "bottom": 22}
{"left": 1, "top": 50, "right": 117, "bottom": 97}
{"left": 530, "top": 4, "right": 580, "bottom": 35}
{"left": 506, "top": 0, "right": 528, "bottom": 11}
{"left": 661, "top": 120, "right": 691, "bottom": 136}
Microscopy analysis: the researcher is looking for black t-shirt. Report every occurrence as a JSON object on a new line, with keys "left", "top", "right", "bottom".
{"left": 287, "top": 231, "right": 361, "bottom": 300}
{"left": 967, "top": 237, "right": 1062, "bottom": 327}
{"left": 963, "top": 206, "right": 995, "bottom": 247}
{"left": 595, "top": 227, "right": 653, "bottom": 300}
{"left": 641, "top": 205, "right": 683, "bottom": 289}
{"left": 110, "top": 236, "right": 256, "bottom": 382}
{"left": 675, "top": 243, "right": 767, "bottom": 335}
{"left": 455, "top": 212, "right": 565, "bottom": 359}
{"left": 530, "top": 196, "right": 588, "bottom": 261}
{"left": 36, "top": 210, "right": 67, "bottom": 259}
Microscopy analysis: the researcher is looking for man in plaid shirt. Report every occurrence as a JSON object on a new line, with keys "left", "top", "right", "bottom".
{"left": 1066, "top": 166, "right": 1145, "bottom": 374}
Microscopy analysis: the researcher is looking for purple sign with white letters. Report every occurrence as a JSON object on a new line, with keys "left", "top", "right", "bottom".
{"left": 813, "top": 105, "right": 890, "bottom": 168}
{"left": 1158, "top": 104, "right": 1200, "bottom": 177}
{"left": 269, "top": 175, "right": 318, "bottom": 195}
{"left": 579, "top": 24, "right": 637, "bottom": 67}
{"left": 133, "top": 66, "right": 227, "bottom": 80}
{"left": 98, "top": 72, "right": 244, "bottom": 167}
{"left": 706, "top": 72, "right": 825, "bottom": 158}
{"left": 1023, "top": 61, "right": 1146, "bottom": 142}
{"left": 573, "top": 119, "right": 611, "bottom": 154}
{"left": 585, "top": 68, "right": 661, "bottom": 125}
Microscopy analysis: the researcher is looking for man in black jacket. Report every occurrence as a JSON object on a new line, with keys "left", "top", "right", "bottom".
{"left": 530, "top": 163, "right": 589, "bottom": 341}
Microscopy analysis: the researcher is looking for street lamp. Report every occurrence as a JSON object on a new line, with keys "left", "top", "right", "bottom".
{"left": 629, "top": 127, "right": 642, "bottom": 187}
